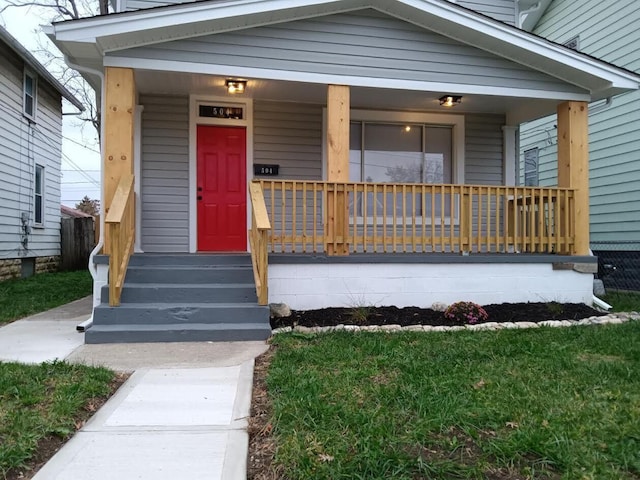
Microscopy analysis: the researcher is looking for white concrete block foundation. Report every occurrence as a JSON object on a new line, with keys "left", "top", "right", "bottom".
{"left": 268, "top": 263, "right": 593, "bottom": 310}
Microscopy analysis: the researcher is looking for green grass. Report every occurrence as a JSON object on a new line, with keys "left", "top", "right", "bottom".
{"left": 0, "top": 361, "right": 117, "bottom": 477}
{"left": 0, "top": 270, "right": 93, "bottom": 325}
{"left": 267, "top": 324, "right": 640, "bottom": 479}
{"left": 602, "top": 291, "right": 640, "bottom": 313}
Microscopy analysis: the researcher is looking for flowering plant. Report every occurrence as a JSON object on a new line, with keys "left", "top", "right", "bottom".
{"left": 444, "top": 301, "right": 489, "bottom": 325}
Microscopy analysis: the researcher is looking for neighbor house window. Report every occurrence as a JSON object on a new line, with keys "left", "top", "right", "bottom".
{"left": 34, "top": 164, "right": 44, "bottom": 225}
{"left": 23, "top": 70, "right": 37, "bottom": 120}
{"left": 524, "top": 148, "right": 539, "bottom": 186}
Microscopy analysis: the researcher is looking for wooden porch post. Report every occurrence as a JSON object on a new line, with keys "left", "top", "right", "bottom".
{"left": 326, "top": 84, "right": 350, "bottom": 255}
{"left": 557, "top": 101, "right": 589, "bottom": 255}
{"left": 104, "top": 67, "right": 135, "bottom": 254}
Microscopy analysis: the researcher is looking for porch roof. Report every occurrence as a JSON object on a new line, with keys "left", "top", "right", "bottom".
{"left": 46, "top": 0, "right": 640, "bottom": 117}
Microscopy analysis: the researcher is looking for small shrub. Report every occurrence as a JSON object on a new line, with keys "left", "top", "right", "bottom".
{"left": 444, "top": 301, "right": 489, "bottom": 325}
{"left": 349, "top": 306, "right": 372, "bottom": 325}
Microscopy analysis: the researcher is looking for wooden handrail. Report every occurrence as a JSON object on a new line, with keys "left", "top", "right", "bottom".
{"left": 105, "top": 173, "right": 135, "bottom": 307}
{"left": 256, "top": 180, "right": 577, "bottom": 255}
{"left": 249, "top": 182, "right": 271, "bottom": 305}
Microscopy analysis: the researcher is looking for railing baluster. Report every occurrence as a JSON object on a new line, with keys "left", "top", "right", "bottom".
{"left": 411, "top": 184, "right": 416, "bottom": 253}
{"left": 392, "top": 184, "right": 397, "bottom": 253}
{"left": 440, "top": 184, "right": 445, "bottom": 253}
{"left": 383, "top": 184, "right": 388, "bottom": 253}
{"left": 402, "top": 184, "right": 407, "bottom": 253}
{"left": 421, "top": 184, "right": 427, "bottom": 253}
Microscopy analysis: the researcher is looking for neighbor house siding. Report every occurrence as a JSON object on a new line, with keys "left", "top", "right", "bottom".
{"left": 457, "top": 0, "right": 516, "bottom": 25}
{"left": 519, "top": 0, "right": 640, "bottom": 243}
{"left": 0, "top": 41, "right": 62, "bottom": 261}
{"left": 139, "top": 95, "right": 190, "bottom": 252}
{"left": 108, "top": 10, "right": 583, "bottom": 95}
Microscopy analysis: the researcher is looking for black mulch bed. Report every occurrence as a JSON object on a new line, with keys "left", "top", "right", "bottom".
{"left": 270, "top": 303, "right": 607, "bottom": 329}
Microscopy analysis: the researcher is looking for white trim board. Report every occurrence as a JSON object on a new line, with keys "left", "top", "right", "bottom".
{"left": 188, "top": 94, "right": 254, "bottom": 253}
{"left": 268, "top": 262, "right": 593, "bottom": 309}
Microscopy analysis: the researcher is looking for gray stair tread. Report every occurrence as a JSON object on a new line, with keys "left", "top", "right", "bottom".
{"left": 95, "top": 303, "right": 267, "bottom": 309}
{"left": 89, "top": 323, "right": 271, "bottom": 332}
{"left": 122, "top": 283, "right": 255, "bottom": 288}
{"left": 128, "top": 265, "right": 252, "bottom": 269}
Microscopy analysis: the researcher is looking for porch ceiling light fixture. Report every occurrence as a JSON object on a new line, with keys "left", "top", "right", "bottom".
{"left": 225, "top": 79, "right": 246, "bottom": 94}
{"left": 439, "top": 95, "right": 462, "bottom": 107}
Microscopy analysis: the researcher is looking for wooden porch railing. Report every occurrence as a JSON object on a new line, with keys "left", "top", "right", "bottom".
{"left": 248, "top": 182, "right": 271, "bottom": 305}
{"left": 255, "top": 180, "right": 576, "bottom": 255}
{"left": 105, "top": 173, "right": 135, "bottom": 306}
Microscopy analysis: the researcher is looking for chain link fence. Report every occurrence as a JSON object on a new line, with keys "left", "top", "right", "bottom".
{"left": 591, "top": 241, "right": 640, "bottom": 293}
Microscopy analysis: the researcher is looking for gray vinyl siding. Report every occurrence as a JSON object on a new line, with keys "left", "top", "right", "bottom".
{"left": 0, "top": 41, "right": 62, "bottom": 260}
{"left": 253, "top": 101, "right": 322, "bottom": 180}
{"left": 109, "top": 10, "right": 582, "bottom": 95}
{"left": 457, "top": 0, "right": 516, "bottom": 25}
{"left": 140, "top": 95, "right": 190, "bottom": 252}
{"left": 465, "top": 114, "right": 504, "bottom": 185}
{"left": 519, "top": 0, "right": 640, "bottom": 243}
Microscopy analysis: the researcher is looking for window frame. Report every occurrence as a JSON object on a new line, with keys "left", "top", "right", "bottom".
{"left": 23, "top": 69, "right": 37, "bottom": 122}
{"left": 34, "top": 164, "right": 44, "bottom": 226}
{"left": 322, "top": 109, "right": 466, "bottom": 225}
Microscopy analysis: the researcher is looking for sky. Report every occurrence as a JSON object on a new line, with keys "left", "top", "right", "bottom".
{"left": 0, "top": 2, "right": 101, "bottom": 208}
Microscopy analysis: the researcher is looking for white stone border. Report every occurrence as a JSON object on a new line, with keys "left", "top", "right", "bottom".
{"left": 271, "top": 312, "right": 640, "bottom": 335}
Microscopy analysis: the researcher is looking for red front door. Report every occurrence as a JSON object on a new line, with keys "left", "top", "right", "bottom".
{"left": 197, "top": 125, "right": 246, "bottom": 251}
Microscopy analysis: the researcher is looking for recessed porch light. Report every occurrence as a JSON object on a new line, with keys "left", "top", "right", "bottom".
{"left": 439, "top": 95, "right": 462, "bottom": 107}
{"left": 225, "top": 79, "right": 247, "bottom": 94}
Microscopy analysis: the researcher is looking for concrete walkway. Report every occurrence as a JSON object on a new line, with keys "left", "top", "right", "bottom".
{"left": 0, "top": 298, "right": 268, "bottom": 480}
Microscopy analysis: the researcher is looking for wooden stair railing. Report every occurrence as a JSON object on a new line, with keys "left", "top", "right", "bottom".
{"left": 105, "top": 173, "right": 135, "bottom": 306}
{"left": 248, "top": 181, "right": 272, "bottom": 305}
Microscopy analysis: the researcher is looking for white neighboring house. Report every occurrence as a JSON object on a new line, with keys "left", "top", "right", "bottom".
{"left": 0, "top": 26, "right": 84, "bottom": 281}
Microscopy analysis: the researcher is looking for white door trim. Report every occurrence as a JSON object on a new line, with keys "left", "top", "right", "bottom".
{"left": 188, "top": 95, "right": 253, "bottom": 253}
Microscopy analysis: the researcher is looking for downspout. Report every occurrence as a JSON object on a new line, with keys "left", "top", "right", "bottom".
{"left": 63, "top": 56, "right": 105, "bottom": 332}
{"left": 517, "top": 2, "right": 541, "bottom": 29}
{"left": 593, "top": 295, "right": 612, "bottom": 311}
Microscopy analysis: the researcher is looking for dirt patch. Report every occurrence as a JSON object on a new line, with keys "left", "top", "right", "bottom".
{"left": 5, "top": 372, "right": 130, "bottom": 480}
{"left": 271, "top": 302, "right": 606, "bottom": 329}
{"left": 247, "top": 348, "right": 280, "bottom": 480}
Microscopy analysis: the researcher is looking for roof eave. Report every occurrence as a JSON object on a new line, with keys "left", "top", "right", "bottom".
{"left": 0, "top": 26, "right": 85, "bottom": 111}
{"left": 48, "top": 0, "right": 640, "bottom": 100}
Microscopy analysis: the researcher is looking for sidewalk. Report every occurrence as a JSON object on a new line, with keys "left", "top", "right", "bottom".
{"left": 0, "top": 299, "right": 268, "bottom": 480}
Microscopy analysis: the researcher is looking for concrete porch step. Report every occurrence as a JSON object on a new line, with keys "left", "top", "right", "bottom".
{"left": 128, "top": 254, "right": 252, "bottom": 267}
{"left": 102, "top": 283, "right": 257, "bottom": 304}
{"left": 124, "top": 265, "right": 254, "bottom": 284}
{"left": 85, "top": 322, "right": 272, "bottom": 344}
{"left": 93, "top": 303, "right": 269, "bottom": 325}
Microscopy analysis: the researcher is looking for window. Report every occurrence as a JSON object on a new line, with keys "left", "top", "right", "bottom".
{"left": 349, "top": 121, "right": 454, "bottom": 216}
{"left": 34, "top": 164, "right": 44, "bottom": 225}
{"left": 23, "top": 70, "right": 37, "bottom": 120}
{"left": 524, "top": 148, "right": 539, "bottom": 186}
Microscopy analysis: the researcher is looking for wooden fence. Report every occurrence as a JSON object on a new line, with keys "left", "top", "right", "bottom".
{"left": 254, "top": 180, "right": 576, "bottom": 255}
{"left": 60, "top": 217, "right": 95, "bottom": 271}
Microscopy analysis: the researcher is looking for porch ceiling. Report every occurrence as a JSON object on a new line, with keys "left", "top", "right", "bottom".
{"left": 134, "top": 69, "right": 558, "bottom": 123}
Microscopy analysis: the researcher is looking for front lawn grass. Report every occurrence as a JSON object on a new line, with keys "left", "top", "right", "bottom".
{"left": 0, "top": 270, "right": 93, "bottom": 325}
{"left": 602, "top": 290, "right": 640, "bottom": 313}
{"left": 266, "top": 323, "right": 640, "bottom": 479}
{"left": 0, "top": 361, "right": 121, "bottom": 479}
